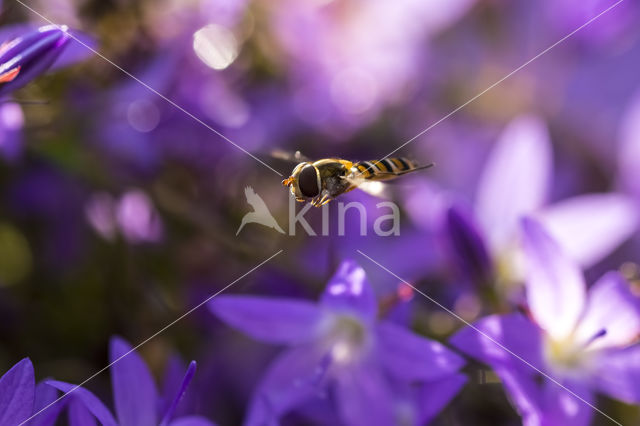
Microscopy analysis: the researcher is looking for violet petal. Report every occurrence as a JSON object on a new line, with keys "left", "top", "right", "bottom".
{"left": 521, "top": 218, "right": 586, "bottom": 340}
{"left": 68, "top": 397, "right": 98, "bottom": 426}
{"left": 0, "top": 358, "right": 35, "bottom": 425}
{"left": 418, "top": 373, "right": 467, "bottom": 424}
{"left": 592, "top": 345, "right": 640, "bottom": 403}
{"left": 334, "top": 361, "right": 395, "bottom": 426}
{"left": 574, "top": 271, "right": 640, "bottom": 350}
{"left": 445, "top": 205, "right": 493, "bottom": 285}
{"left": 377, "top": 321, "right": 465, "bottom": 381}
{"left": 160, "top": 361, "right": 196, "bottom": 426}
{"left": 30, "top": 381, "right": 64, "bottom": 426}
{"left": 109, "top": 336, "right": 158, "bottom": 426}
{"left": 450, "top": 313, "right": 544, "bottom": 369}
{"left": 476, "top": 115, "right": 551, "bottom": 251}
{"left": 45, "top": 380, "right": 117, "bottom": 426}
{"left": 209, "top": 296, "right": 322, "bottom": 344}
{"left": 245, "top": 345, "right": 323, "bottom": 426}
{"left": 320, "top": 260, "right": 377, "bottom": 323}
{"left": 539, "top": 194, "right": 637, "bottom": 268}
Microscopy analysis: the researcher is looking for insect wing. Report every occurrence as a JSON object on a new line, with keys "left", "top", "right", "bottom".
{"left": 270, "top": 149, "right": 311, "bottom": 163}
{"left": 342, "top": 174, "right": 391, "bottom": 199}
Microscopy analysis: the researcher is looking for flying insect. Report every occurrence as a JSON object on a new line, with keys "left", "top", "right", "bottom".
{"left": 278, "top": 151, "right": 434, "bottom": 207}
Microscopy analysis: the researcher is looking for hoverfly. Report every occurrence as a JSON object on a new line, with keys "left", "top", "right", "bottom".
{"left": 278, "top": 151, "right": 434, "bottom": 207}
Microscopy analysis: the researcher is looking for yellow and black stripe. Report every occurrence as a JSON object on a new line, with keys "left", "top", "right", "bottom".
{"left": 353, "top": 157, "right": 416, "bottom": 179}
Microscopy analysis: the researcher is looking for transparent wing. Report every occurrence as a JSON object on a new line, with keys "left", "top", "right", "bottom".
{"left": 342, "top": 174, "right": 392, "bottom": 199}
{"left": 358, "top": 180, "right": 392, "bottom": 198}
{"left": 270, "top": 149, "right": 311, "bottom": 163}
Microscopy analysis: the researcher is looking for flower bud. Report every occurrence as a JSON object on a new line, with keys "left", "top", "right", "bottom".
{"left": 0, "top": 25, "right": 71, "bottom": 97}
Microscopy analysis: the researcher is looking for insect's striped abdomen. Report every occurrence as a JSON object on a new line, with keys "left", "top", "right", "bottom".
{"left": 386, "top": 157, "right": 415, "bottom": 173}
{"left": 353, "top": 157, "right": 416, "bottom": 180}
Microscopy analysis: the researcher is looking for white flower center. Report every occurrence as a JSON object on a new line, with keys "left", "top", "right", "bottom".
{"left": 543, "top": 329, "right": 604, "bottom": 377}
{"left": 322, "top": 314, "right": 369, "bottom": 365}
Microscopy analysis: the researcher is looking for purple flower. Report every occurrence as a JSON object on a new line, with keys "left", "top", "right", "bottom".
{"left": 445, "top": 115, "right": 637, "bottom": 288}
{"left": 47, "top": 337, "right": 215, "bottom": 426}
{"left": 0, "top": 25, "right": 71, "bottom": 97}
{"left": 0, "top": 358, "right": 65, "bottom": 426}
{"left": 451, "top": 218, "right": 640, "bottom": 425}
{"left": 209, "top": 260, "right": 466, "bottom": 425}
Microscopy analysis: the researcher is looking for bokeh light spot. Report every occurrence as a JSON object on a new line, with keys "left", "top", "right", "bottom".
{"left": 127, "top": 99, "right": 160, "bottom": 133}
{"left": 454, "top": 292, "right": 482, "bottom": 322}
{"left": 85, "top": 193, "right": 117, "bottom": 241}
{"left": 116, "top": 189, "right": 163, "bottom": 243}
{"left": 0, "top": 102, "right": 24, "bottom": 130}
{"left": 193, "top": 24, "right": 239, "bottom": 70}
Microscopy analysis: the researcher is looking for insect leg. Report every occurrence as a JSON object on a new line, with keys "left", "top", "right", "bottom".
{"left": 315, "top": 194, "right": 333, "bottom": 207}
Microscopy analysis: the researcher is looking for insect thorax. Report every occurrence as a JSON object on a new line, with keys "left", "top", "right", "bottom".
{"left": 314, "top": 160, "right": 353, "bottom": 198}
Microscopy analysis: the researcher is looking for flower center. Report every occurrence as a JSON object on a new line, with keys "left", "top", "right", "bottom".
{"left": 324, "top": 314, "right": 369, "bottom": 365}
{"left": 543, "top": 329, "right": 606, "bottom": 376}
{"left": 494, "top": 245, "right": 526, "bottom": 292}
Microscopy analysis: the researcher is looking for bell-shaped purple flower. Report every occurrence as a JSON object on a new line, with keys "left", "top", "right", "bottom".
{"left": 0, "top": 25, "right": 71, "bottom": 97}
{"left": 210, "top": 260, "right": 466, "bottom": 426}
{"left": 441, "top": 115, "right": 637, "bottom": 296}
{"left": 451, "top": 219, "right": 640, "bottom": 425}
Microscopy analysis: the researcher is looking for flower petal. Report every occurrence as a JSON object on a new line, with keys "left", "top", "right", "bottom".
{"left": 68, "top": 397, "right": 98, "bottom": 426}
{"left": 245, "top": 345, "right": 323, "bottom": 426}
{"left": 539, "top": 380, "right": 594, "bottom": 426}
{"left": 0, "top": 25, "right": 38, "bottom": 46}
{"left": 209, "top": 296, "right": 322, "bottom": 344}
{"left": 31, "top": 381, "right": 64, "bottom": 426}
{"left": 592, "top": 345, "right": 640, "bottom": 403}
{"left": 160, "top": 361, "right": 196, "bottom": 426}
{"left": 450, "top": 313, "right": 544, "bottom": 369}
{"left": 0, "top": 358, "right": 35, "bottom": 425}
{"left": 497, "top": 368, "right": 594, "bottom": 426}
{"left": 109, "top": 336, "right": 158, "bottom": 426}
{"left": 574, "top": 271, "right": 640, "bottom": 350}
{"left": 476, "top": 115, "right": 551, "bottom": 251}
{"left": 169, "top": 416, "right": 217, "bottom": 426}
{"left": 495, "top": 365, "right": 543, "bottom": 426}
{"left": 539, "top": 194, "right": 637, "bottom": 268}
{"left": 444, "top": 205, "right": 493, "bottom": 285}
{"left": 159, "top": 356, "right": 187, "bottom": 421}
{"left": 334, "top": 361, "right": 395, "bottom": 426}
{"left": 418, "top": 373, "right": 467, "bottom": 424}
{"left": 45, "top": 380, "right": 117, "bottom": 426}
{"left": 377, "top": 321, "right": 465, "bottom": 381}
{"left": 50, "top": 30, "right": 96, "bottom": 71}
{"left": 320, "top": 260, "right": 377, "bottom": 322}
{"left": 521, "top": 218, "right": 586, "bottom": 340}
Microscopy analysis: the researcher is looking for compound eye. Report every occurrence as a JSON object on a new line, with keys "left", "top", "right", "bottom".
{"left": 298, "top": 165, "right": 320, "bottom": 197}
